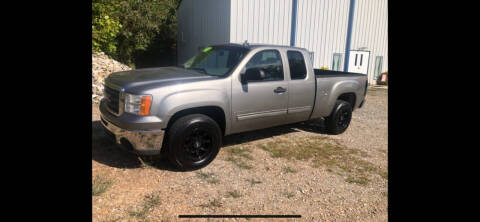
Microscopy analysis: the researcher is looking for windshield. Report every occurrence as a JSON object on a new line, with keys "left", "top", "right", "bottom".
{"left": 182, "top": 45, "right": 249, "bottom": 76}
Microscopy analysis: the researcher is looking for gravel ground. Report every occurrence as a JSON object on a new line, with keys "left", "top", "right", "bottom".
{"left": 92, "top": 87, "right": 388, "bottom": 222}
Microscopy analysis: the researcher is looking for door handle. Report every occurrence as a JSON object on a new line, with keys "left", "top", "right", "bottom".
{"left": 274, "top": 87, "right": 287, "bottom": 93}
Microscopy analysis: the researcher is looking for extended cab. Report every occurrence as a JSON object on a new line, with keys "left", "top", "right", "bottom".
{"left": 100, "top": 44, "right": 367, "bottom": 170}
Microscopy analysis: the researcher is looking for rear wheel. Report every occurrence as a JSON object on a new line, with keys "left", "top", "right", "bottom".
{"left": 166, "top": 114, "right": 222, "bottom": 171}
{"left": 325, "top": 100, "right": 352, "bottom": 135}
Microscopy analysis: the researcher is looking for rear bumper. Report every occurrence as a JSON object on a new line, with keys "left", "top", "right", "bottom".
{"left": 100, "top": 113, "right": 165, "bottom": 156}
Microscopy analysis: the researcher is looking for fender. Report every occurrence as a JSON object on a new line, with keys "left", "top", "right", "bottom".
{"left": 157, "top": 88, "right": 230, "bottom": 133}
{"left": 322, "top": 79, "right": 361, "bottom": 117}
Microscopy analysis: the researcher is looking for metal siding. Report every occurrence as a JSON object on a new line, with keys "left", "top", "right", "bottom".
{"left": 177, "top": 0, "right": 231, "bottom": 64}
{"left": 295, "top": 0, "right": 350, "bottom": 69}
{"left": 178, "top": 0, "right": 388, "bottom": 82}
{"left": 230, "top": 0, "right": 292, "bottom": 45}
{"left": 350, "top": 0, "right": 388, "bottom": 84}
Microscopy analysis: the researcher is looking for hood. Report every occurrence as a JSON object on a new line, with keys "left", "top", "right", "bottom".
{"left": 106, "top": 66, "right": 216, "bottom": 91}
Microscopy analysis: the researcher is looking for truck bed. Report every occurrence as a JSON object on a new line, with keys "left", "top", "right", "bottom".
{"left": 314, "top": 69, "right": 366, "bottom": 77}
{"left": 310, "top": 69, "right": 368, "bottom": 119}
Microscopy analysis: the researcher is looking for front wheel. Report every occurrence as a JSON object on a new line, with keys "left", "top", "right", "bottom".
{"left": 166, "top": 114, "right": 222, "bottom": 171}
{"left": 325, "top": 100, "right": 353, "bottom": 135}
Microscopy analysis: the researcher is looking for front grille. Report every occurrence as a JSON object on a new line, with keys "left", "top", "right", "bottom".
{"left": 104, "top": 85, "right": 120, "bottom": 114}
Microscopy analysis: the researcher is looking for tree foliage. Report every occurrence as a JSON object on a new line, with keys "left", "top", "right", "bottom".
{"left": 92, "top": 0, "right": 122, "bottom": 55}
{"left": 92, "top": 0, "right": 180, "bottom": 67}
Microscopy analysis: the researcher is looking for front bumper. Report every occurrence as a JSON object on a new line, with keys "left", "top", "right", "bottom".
{"left": 100, "top": 114, "right": 165, "bottom": 156}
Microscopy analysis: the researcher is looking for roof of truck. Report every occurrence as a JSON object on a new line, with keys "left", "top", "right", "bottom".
{"left": 213, "top": 43, "right": 308, "bottom": 51}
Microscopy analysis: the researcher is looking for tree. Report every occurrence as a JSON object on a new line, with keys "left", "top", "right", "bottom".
{"left": 92, "top": 0, "right": 122, "bottom": 55}
{"left": 92, "top": 0, "right": 180, "bottom": 67}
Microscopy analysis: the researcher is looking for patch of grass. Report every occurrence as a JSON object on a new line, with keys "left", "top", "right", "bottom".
{"left": 246, "top": 178, "right": 262, "bottom": 186}
{"left": 283, "top": 166, "right": 298, "bottom": 174}
{"left": 226, "top": 190, "right": 242, "bottom": 198}
{"left": 380, "top": 171, "right": 388, "bottom": 180}
{"left": 226, "top": 147, "right": 254, "bottom": 160}
{"left": 102, "top": 217, "right": 122, "bottom": 222}
{"left": 128, "top": 193, "right": 161, "bottom": 219}
{"left": 225, "top": 147, "right": 254, "bottom": 169}
{"left": 196, "top": 172, "right": 220, "bottom": 184}
{"left": 236, "top": 161, "right": 253, "bottom": 169}
{"left": 92, "top": 175, "right": 114, "bottom": 196}
{"left": 259, "top": 136, "right": 383, "bottom": 185}
{"left": 283, "top": 191, "right": 295, "bottom": 199}
{"left": 196, "top": 171, "right": 213, "bottom": 179}
{"left": 346, "top": 176, "right": 369, "bottom": 185}
{"left": 226, "top": 156, "right": 253, "bottom": 170}
{"left": 200, "top": 199, "right": 223, "bottom": 208}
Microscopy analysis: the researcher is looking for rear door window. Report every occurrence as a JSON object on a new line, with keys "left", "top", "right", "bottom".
{"left": 287, "top": 51, "right": 307, "bottom": 80}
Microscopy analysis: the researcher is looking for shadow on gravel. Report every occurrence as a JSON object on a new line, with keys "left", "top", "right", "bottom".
{"left": 223, "top": 118, "right": 330, "bottom": 147}
{"left": 92, "top": 121, "right": 179, "bottom": 171}
{"left": 295, "top": 118, "right": 330, "bottom": 134}
{"left": 92, "top": 118, "right": 329, "bottom": 170}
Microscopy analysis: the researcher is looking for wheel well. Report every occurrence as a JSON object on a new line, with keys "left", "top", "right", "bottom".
{"left": 166, "top": 106, "right": 226, "bottom": 135}
{"left": 338, "top": 93, "right": 356, "bottom": 110}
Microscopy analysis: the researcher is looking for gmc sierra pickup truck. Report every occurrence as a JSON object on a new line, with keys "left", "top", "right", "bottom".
{"left": 100, "top": 43, "right": 367, "bottom": 170}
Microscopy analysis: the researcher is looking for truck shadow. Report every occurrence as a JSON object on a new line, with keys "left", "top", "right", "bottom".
{"left": 92, "top": 118, "right": 328, "bottom": 171}
{"left": 222, "top": 118, "right": 328, "bottom": 146}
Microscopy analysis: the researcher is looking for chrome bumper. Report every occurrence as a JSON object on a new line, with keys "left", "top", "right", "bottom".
{"left": 100, "top": 115, "right": 165, "bottom": 156}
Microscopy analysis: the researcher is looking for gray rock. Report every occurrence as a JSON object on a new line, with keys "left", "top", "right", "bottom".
{"left": 91, "top": 52, "right": 131, "bottom": 103}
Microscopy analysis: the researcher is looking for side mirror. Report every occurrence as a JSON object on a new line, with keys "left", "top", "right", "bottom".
{"left": 240, "top": 67, "right": 264, "bottom": 84}
{"left": 240, "top": 67, "right": 247, "bottom": 84}
{"left": 245, "top": 67, "right": 264, "bottom": 81}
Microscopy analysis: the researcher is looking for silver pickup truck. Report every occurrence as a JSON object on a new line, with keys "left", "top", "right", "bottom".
{"left": 100, "top": 43, "right": 367, "bottom": 170}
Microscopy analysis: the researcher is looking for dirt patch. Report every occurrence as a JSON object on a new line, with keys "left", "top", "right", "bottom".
{"left": 92, "top": 88, "right": 387, "bottom": 222}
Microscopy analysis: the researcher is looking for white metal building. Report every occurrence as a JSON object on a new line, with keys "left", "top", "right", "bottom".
{"left": 177, "top": 0, "right": 388, "bottom": 84}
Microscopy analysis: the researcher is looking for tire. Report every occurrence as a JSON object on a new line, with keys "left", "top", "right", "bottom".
{"left": 166, "top": 114, "right": 222, "bottom": 171}
{"left": 325, "top": 100, "right": 353, "bottom": 135}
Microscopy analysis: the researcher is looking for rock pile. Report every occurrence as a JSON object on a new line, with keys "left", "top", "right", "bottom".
{"left": 92, "top": 51, "right": 132, "bottom": 103}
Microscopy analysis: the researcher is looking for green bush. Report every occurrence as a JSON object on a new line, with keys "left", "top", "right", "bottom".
{"left": 92, "top": 0, "right": 179, "bottom": 66}
{"left": 92, "top": 15, "right": 122, "bottom": 54}
{"left": 92, "top": 0, "right": 122, "bottom": 55}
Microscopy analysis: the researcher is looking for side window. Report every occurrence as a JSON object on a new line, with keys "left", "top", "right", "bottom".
{"left": 245, "top": 50, "right": 283, "bottom": 81}
{"left": 287, "top": 51, "right": 307, "bottom": 79}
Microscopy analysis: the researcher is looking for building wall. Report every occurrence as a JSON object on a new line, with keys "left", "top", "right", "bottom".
{"left": 350, "top": 0, "right": 388, "bottom": 83}
{"left": 229, "top": 0, "right": 292, "bottom": 45}
{"left": 177, "top": 0, "right": 388, "bottom": 84}
{"left": 177, "top": 0, "right": 231, "bottom": 64}
{"left": 294, "top": 0, "right": 350, "bottom": 69}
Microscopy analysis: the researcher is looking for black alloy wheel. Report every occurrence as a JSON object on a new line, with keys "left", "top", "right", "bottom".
{"left": 167, "top": 114, "right": 222, "bottom": 171}
{"left": 325, "top": 100, "right": 353, "bottom": 135}
{"left": 183, "top": 127, "right": 214, "bottom": 164}
{"left": 337, "top": 108, "right": 352, "bottom": 129}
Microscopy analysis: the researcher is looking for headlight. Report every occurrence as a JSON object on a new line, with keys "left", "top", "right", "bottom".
{"left": 124, "top": 93, "right": 152, "bottom": 116}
